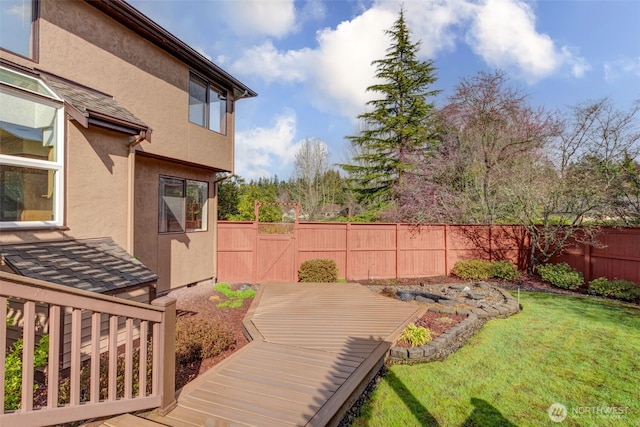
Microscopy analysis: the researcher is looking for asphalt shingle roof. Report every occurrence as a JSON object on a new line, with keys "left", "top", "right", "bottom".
{"left": 1, "top": 238, "right": 157, "bottom": 294}
{"left": 42, "top": 75, "right": 149, "bottom": 130}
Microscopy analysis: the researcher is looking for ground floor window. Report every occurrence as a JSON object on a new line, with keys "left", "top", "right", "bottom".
{"left": 0, "top": 66, "right": 64, "bottom": 227}
{"left": 158, "top": 176, "right": 208, "bottom": 233}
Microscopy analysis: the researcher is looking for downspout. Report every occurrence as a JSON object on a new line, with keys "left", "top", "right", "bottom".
{"left": 127, "top": 130, "right": 149, "bottom": 254}
{"left": 211, "top": 173, "right": 232, "bottom": 284}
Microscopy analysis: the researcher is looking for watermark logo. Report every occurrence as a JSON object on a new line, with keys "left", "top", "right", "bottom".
{"left": 548, "top": 403, "right": 568, "bottom": 423}
{"left": 548, "top": 402, "right": 630, "bottom": 422}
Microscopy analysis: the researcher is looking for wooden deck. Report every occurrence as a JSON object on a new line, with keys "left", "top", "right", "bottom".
{"left": 143, "top": 282, "right": 425, "bottom": 426}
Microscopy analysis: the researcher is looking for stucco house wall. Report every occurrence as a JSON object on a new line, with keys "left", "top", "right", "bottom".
{"left": 1, "top": 0, "right": 254, "bottom": 292}
{"left": 135, "top": 155, "right": 220, "bottom": 291}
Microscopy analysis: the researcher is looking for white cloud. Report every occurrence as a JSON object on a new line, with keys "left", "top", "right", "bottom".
{"left": 231, "top": 7, "right": 395, "bottom": 120}
{"left": 466, "top": 0, "right": 588, "bottom": 82}
{"left": 387, "top": 0, "right": 473, "bottom": 57}
{"left": 562, "top": 46, "right": 591, "bottom": 78}
{"left": 300, "top": 0, "right": 326, "bottom": 22}
{"left": 194, "top": 47, "right": 212, "bottom": 62}
{"left": 231, "top": 0, "right": 590, "bottom": 123}
{"left": 224, "top": 0, "right": 297, "bottom": 38}
{"left": 604, "top": 57, "right": 640, "bottom": 83}
{"left": 235, "top": 111, "right": 302, "bottom": 180}
{"left": 6, "top": 3, "right": 30, "bottom": 19}
{"left": 307, "top": 8, "right": 396, "bottom": 119}
{"left": 232, "top": 40, "right": 310, "bottom": 84}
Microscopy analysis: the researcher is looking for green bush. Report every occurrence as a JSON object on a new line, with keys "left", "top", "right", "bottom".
{"left": 588, "top": 277, "right": 640, "bottom": 302}
{"left": 175, "top": 316, "right": 235, "bottom": 363}
{"left": 398, "top": 323, "right": 431, "bottom": 347}
{"left": 298, "top": 259, "right": 338, "bottom": 282}
{"left": 4, "top": 335, "right": 49, "bottom": 411}
{"left": 214, "top": 283, "right": 256, "bottom": 308}
{"left": 490, "top": 260, "right": 521, "bottom": 280}
{"left": 452, "top": 259, "right": 494, "bottom": 280}
{"left": 536, "top": 263, "right": 584, "bottom": 289}
{"left": 58, "top": 341, "right": 153, "bottom": 404}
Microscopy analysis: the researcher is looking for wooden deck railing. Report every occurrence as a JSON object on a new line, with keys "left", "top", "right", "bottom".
{"left": 0, "top": 272, "right": 176, "bottom": 427}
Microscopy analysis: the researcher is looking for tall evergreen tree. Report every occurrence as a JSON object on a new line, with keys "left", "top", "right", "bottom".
{"left": 342, "top": 8, "right": 440, "bottom": 205}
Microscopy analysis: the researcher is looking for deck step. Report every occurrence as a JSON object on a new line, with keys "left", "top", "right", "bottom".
{"left": 96, "top": 413, "right": 165, "bottom": 427}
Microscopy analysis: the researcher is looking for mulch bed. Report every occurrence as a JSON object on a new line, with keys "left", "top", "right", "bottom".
{"left": 169, "top": 282, "right": 252, "bottom": 389}
{"left": 394, "top": 311, "right": 466, "bottom": 348}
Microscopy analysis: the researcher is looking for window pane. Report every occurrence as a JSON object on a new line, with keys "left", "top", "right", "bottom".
{"left": 0, "top": 89, "right": 58, "bottom": 161}
{"left": 0, "top": 165, "right": 54, "bottom": 221}
{"left": 0, "top": 0, "right": 34, "bottom": 58}
{"left": 189, "top": 75, "right": 207, "bottom": 127}
{"left": 186, "top": 180, "right": 207, "bottom": 231}
{"left": 159, "top": 177, "right": 185, "bottom": 233}
{"left": 208, "top": 87, "right": 226, "bottom": 134}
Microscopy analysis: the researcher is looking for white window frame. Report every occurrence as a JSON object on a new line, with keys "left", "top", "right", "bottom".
{"left": 0, "top": 67, "right": 64, "bottom": 228}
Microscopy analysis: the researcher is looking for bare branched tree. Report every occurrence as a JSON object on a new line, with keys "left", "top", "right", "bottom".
{"left": 290, "top": 138, "right": 331, "bottom": 221}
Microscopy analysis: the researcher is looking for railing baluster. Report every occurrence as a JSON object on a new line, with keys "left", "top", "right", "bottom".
{"left": 90, "top": 312, "right": 101, "bottom": 403}
{"left": 0, "top": 296, "right": 6, "bottom": 412}
{"left": 70, "top": 308, "right": 82, "bottom": 406}
{"left": 47, "top": 305, "right": 61, "bottom": 409}
{"left": 139, "top": 320, "right": 148, "bottom": 397}
{"left": 124, "top": 318, "right": 133, "bottom": 399}
{"left": 152, "top": 321, "right": 160, "bottom": 398}
{"left": 108, "top": 315, "right": 118, "bottom": 401}
{"left": 0, "top": 273, "right": 173, "bottom": 426}
{"left": 21, "top": 301, "right": 36, "bottom": 412}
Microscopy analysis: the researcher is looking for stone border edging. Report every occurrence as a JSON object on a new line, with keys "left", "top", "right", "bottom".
{"left": 390, "top": 286, "right": 521, "bottom": 362}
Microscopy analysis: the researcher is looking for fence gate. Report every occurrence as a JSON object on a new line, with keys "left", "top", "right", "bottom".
{"left": 253, "top": 202, "right": 299, "bottom": 282}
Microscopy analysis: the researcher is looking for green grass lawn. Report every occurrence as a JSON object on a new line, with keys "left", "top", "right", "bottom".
{"left": 354, "top": 292, "right": 640, "bottom": 426}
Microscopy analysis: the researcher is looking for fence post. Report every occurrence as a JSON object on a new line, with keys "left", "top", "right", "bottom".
{"left": 152, "top": 296, "right": 177, "bottom": 415}
{"left": 395, "top": 224, "right": 399, "bottom": 279}
{"left": 346, "top": 223, "right": 351, "bottom": 281}
{"left": 583, "top": 243, "right": 592, "bottom": 283}
{"left": 444, "top": 224, "right": 449, "bottom": 276}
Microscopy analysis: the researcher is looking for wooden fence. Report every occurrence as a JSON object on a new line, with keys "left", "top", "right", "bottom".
{"left": 553, "top": 227, "right": 640, "bottom": 283}
{"left": 217, "top": 222, "right": 640, "bottom": 284}
{"left": 217, "top": 222, "right": 530, "bottom": 283}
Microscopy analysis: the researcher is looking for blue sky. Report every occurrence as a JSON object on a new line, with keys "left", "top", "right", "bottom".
{"left": 127, "top": 0, "right": 640, "bottom": 181}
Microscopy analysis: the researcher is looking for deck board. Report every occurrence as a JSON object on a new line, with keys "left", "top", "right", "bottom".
{"left": 146, "top": 282, "right": 425, "bottom": 426}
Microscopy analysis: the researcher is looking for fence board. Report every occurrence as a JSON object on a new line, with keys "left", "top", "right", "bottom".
{"left": 217, "top": 222, "right": 639, "bottom": 284}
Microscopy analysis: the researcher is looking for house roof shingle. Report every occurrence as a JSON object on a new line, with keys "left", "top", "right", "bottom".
{"left": 42, "top": 75, "right": 149, "bottom": 132}
{"left": 1, "top": 238, "right": 157, "bottom": 294}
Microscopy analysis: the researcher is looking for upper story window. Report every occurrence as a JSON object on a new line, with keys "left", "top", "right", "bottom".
{"left": 158, "top": 176, "right": 208, "bottom": 233}
{"left": 0, "top": 0, "right": 38, "bottom": 59}
{"left": 0, "top": 66, "right": 64, "bottom": 227}
{"left": 189, "top": 73, "right": 227, "bottom": 134}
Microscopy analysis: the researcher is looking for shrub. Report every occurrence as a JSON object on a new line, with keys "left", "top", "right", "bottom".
{"left": 452, "top": 259, "right": 494, "bottom": 280}
{"left": 588, "top": 277, "right": 640, "bottom": 302}
{"left": 536, "top": 263, "right": 583, "bottom": 289}
{"left": 214, "top": 283, "right": 256, "bottom": 308}
{"left": 298, "top": 259, "right": 338, "bottom": 282}
{"left": 58, "top": 341, "right": 153, "bottom": 404}
{"left": 490, "top": 260, "right": 521, "bottom": 280}
{"left": 398, "top": 323, "right": 431, "bottom": 347}
{"left": 4, "top": 335, "right": 49, "bottom": 411}
{"left": 175, "top": 316, "right": 235, "bottom": 363}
